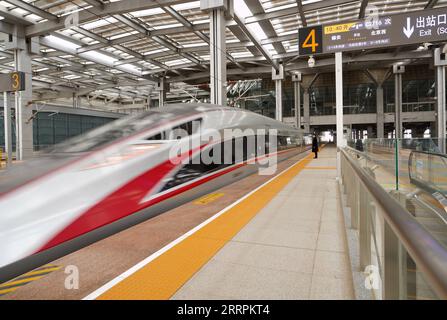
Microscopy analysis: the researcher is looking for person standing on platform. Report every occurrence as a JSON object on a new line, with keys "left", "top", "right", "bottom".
{"left": 312, "top": 133, "right": 319, "bottom": 159}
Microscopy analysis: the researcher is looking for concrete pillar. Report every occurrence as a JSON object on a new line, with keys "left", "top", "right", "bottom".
{"left": 367, "top": 125, "right": 373, "bottom": 139}
{"left": 335, "top": 52, "right": 345, "bottom": 147}
{"left": 301, "top": 74, "right": 318, "bottom": 133}
{"left": 201, "top": 0, "right": 231, "bottom": 106}
{"left": 3, "top": 93, "right": 12, "bottom": 166}
{"left": 72, "top": 93, "right": 81, "bottom": 108}
{"left": 272, "top": 63, "right": 284, "bottom": 121}
{"left": 156, "top": 78, "right": 169, "bottom": 107}
{"left": 393, "top": 64, "right": 405, "bottom": 140}
{"left": 435, "top": 47, "right": 446, "bottom": 153}
{"left": 366, "top": 68, "right": 390, "bottom": 139}
{"left": 376, "top": 86, "right": 384, "bottom": 138}
{"left": 158, "top": 91, "right": 165, "bottom": 107}
{"left": 13, "top": 39, "right": 33, "bottom": 160}
{"left": 292, "top": 73, "right": 302, "bottom": 128}
{"left": 146, "top": 96, "right": 152, "bottom": 110}
{"left": 303, "top": 89, "right": 310, "bottom": 132}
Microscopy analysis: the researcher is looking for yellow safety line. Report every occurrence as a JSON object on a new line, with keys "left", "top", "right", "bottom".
{"left": 18, "top": 266, "right": 61, "bottom": 278}
{"left": 0, "top": 276, "right": 44, "bottom": 289}
{"left": 0, "top": 287, "right": 17, "bottom": 295}
{"left": 97, "top": 152, "right": 314, "bottom": 300}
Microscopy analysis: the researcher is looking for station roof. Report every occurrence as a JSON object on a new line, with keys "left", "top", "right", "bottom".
{"left": 0, "top": 0, "right": 446, "bottom": 106}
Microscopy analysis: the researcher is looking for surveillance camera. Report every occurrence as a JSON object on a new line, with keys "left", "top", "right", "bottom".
{"left": 308, "top": 56, "right": 315, "bottom": 68}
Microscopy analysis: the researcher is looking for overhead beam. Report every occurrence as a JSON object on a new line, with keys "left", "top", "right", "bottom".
{"left": 244, "top": 0, "right": 356, "bottom": 24}
{"left": 25, "top": 0, "right": 193, "bottom": 37}
{"left": 39, "top": 36, "right": 158, "bottom": 83}
{"left": 359, "top": 0, "right": 369, "bottom": 19}
{"left": 167, "top": 48, "right": 434, "bottom": 82}
{"left": 4, "top": 0, "right": 58, "bottom": 21}
{"left": 0, "top": 21, "right": 15, "bottom": 34}
{"left": 78, "top": 80, "right": 154, "bottom": 96}
{"left": 163, "top": 6, "right": 245, "bottom": 70}
{"left": 233, "top": 13, "right": 278, "bottom": 70}
{"left": 425, "top": 0, "right": 439, "bottom": 9}
{"left": 296, "top": 0, "right": 307, "bottom": 26}
{"left": 0, "top": 4, "right": 33, "bottom": 25}
{"left": 72, "top": 21, "right": 235, "bottom": 54}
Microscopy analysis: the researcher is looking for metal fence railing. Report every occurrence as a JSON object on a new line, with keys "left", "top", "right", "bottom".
{"left": 340, "top": 147, "right": 447, "bottom": 300}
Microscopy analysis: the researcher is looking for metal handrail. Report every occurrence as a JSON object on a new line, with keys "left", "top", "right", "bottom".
{"left": 340, "top": 147, "right": 447, "bottom": 299}
{"left": 409, "top": 150, "right": 447, "bottom": 195}
{"left": 410, "top": 150, "right": 447, "bottom": 158}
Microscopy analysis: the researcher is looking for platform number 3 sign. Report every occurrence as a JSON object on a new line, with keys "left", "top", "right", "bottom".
{"left": 298, "top": 25, "right": 323, "bottom": 56}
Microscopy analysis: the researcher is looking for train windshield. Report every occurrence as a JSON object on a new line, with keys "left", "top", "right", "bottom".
{"left": 47, "top": 110, "right": 188, "bottom": 154}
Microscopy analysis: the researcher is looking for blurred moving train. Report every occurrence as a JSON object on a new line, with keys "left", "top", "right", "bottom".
{"left": 0, "top": 104, "right": 311, "bottom": 282}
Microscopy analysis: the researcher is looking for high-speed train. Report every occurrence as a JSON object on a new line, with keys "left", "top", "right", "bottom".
{"left": 0, "top": 103, "right": 310, "bottom": 282}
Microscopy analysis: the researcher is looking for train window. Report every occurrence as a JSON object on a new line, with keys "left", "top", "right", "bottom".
{"left": 160, "top": 141, "right": 230, "bottom": 192}
{"left": 147, "top": 133, "right": 163, "bottom": 141}
{"left": 146, "top": 118, "right": 201, "bottom": 141}
{"left": 160, "top": 136, "right": 256, "bottom": 192}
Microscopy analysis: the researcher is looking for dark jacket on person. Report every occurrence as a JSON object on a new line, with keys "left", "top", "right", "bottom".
{"left": 355, "top": 139, "right": 364, "bottom": 152}
{"left": 312, "top": 136, "right": 319, "bottom": 152}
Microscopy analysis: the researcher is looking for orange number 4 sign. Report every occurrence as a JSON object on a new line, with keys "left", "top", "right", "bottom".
{"left": 298, "top": 25, "right": 323, "bottom": 56}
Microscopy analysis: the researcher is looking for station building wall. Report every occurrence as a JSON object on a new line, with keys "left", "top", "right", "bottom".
{"left": 229, "top": 64, "right": 438, "bottom": 120}
{"left": 0, "top": 109, "right": 117, "bottom": 151}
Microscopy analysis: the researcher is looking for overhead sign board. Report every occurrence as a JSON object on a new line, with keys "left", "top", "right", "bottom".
{"left": 298, "top": 7, "right": 447, "bottom": 56}
{"left": 0, "top": 72, "right": 25, "bottom": 92}
{"left": 298, "top": 25, "right": 323, "bottom": 55}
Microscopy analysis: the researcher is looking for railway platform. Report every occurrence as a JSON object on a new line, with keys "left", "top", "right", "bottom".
{"left": 1, "top": 146, "right": 354, "bottom": 300}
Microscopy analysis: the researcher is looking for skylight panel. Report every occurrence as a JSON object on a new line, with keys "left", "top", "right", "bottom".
{"left": 172, "top": 1, "right": 201, "bottom": 11}
{"left": 234, "top": 0, "right": 268, "bottom": 41}
{"left": 82, "top": 17, "right": 117, "bottom": 30}
{"left": 109, "top": 31, "right": 139, "bottom": 40}
{"left": 152, "top": 23, "right": 183, "bottom": 30}
{"left": 129, "top": 8, "right": 165, "bottom": 17}
{"left": 265, "top": 3, "right": 296, "bottom": 13}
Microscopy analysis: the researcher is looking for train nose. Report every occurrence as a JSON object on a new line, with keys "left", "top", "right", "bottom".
{"left": 0, "top": 155, "right": 77, "bottom": 196}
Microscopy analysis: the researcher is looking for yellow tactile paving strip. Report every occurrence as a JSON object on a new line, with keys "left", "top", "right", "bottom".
{"left": 97, "top": 152, "right": 314, "bottom": 300}
{"left": 193, "top": 193, "right": 225, "bottom": 205}
{"left": 0, "top": 264, "right": 61, "bottom": 296}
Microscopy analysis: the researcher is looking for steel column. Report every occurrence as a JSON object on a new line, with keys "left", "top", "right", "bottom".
{"left": 209, "top": 8, "right": 227, "bottom": 106}
{"left": 3, "top": 92, "right": 12, "bottom": 166}
{"left": 275, "top": 79, "right": 282, "bottom": 121}
{"left": 156, "top": 78, "right": 168, "bottom": 107}
{"left": 436, "top": 66, "right": 446, "bottom": 152}
{"left": 292, "top": 73, "right": 302, "bottom": 128}
{"left": 376, "top": 85, "right": 384, "bottom": 138}
{"left": 159, "top": 90, "right": 165, "bottom": 107}
{"left": 336, "top": 52, "right": 344, "bottom": 147}
{"left": 13, "top": 42, "right": 33, "bottom": 160}
{"left": 335, "top": 52, "right": 344, "bottom": 178}
{"left": 395, "top": 74, "right": 402, "bottom": 139}
{"left": 272, "top": 63, "right": 284, "bottom": 121}
{"left": 393, "top": 64, "right": 404, "bottom": 139}
{"left": 303, "top": 89, "right": 310, "bottom": 132}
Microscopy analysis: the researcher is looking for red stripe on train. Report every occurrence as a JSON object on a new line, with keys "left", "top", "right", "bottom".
{"left": 37, "top": 146, "right": 304, "bottom": 252}
{"left": 37, "top": 145, "right": 205, "bottom": 252}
